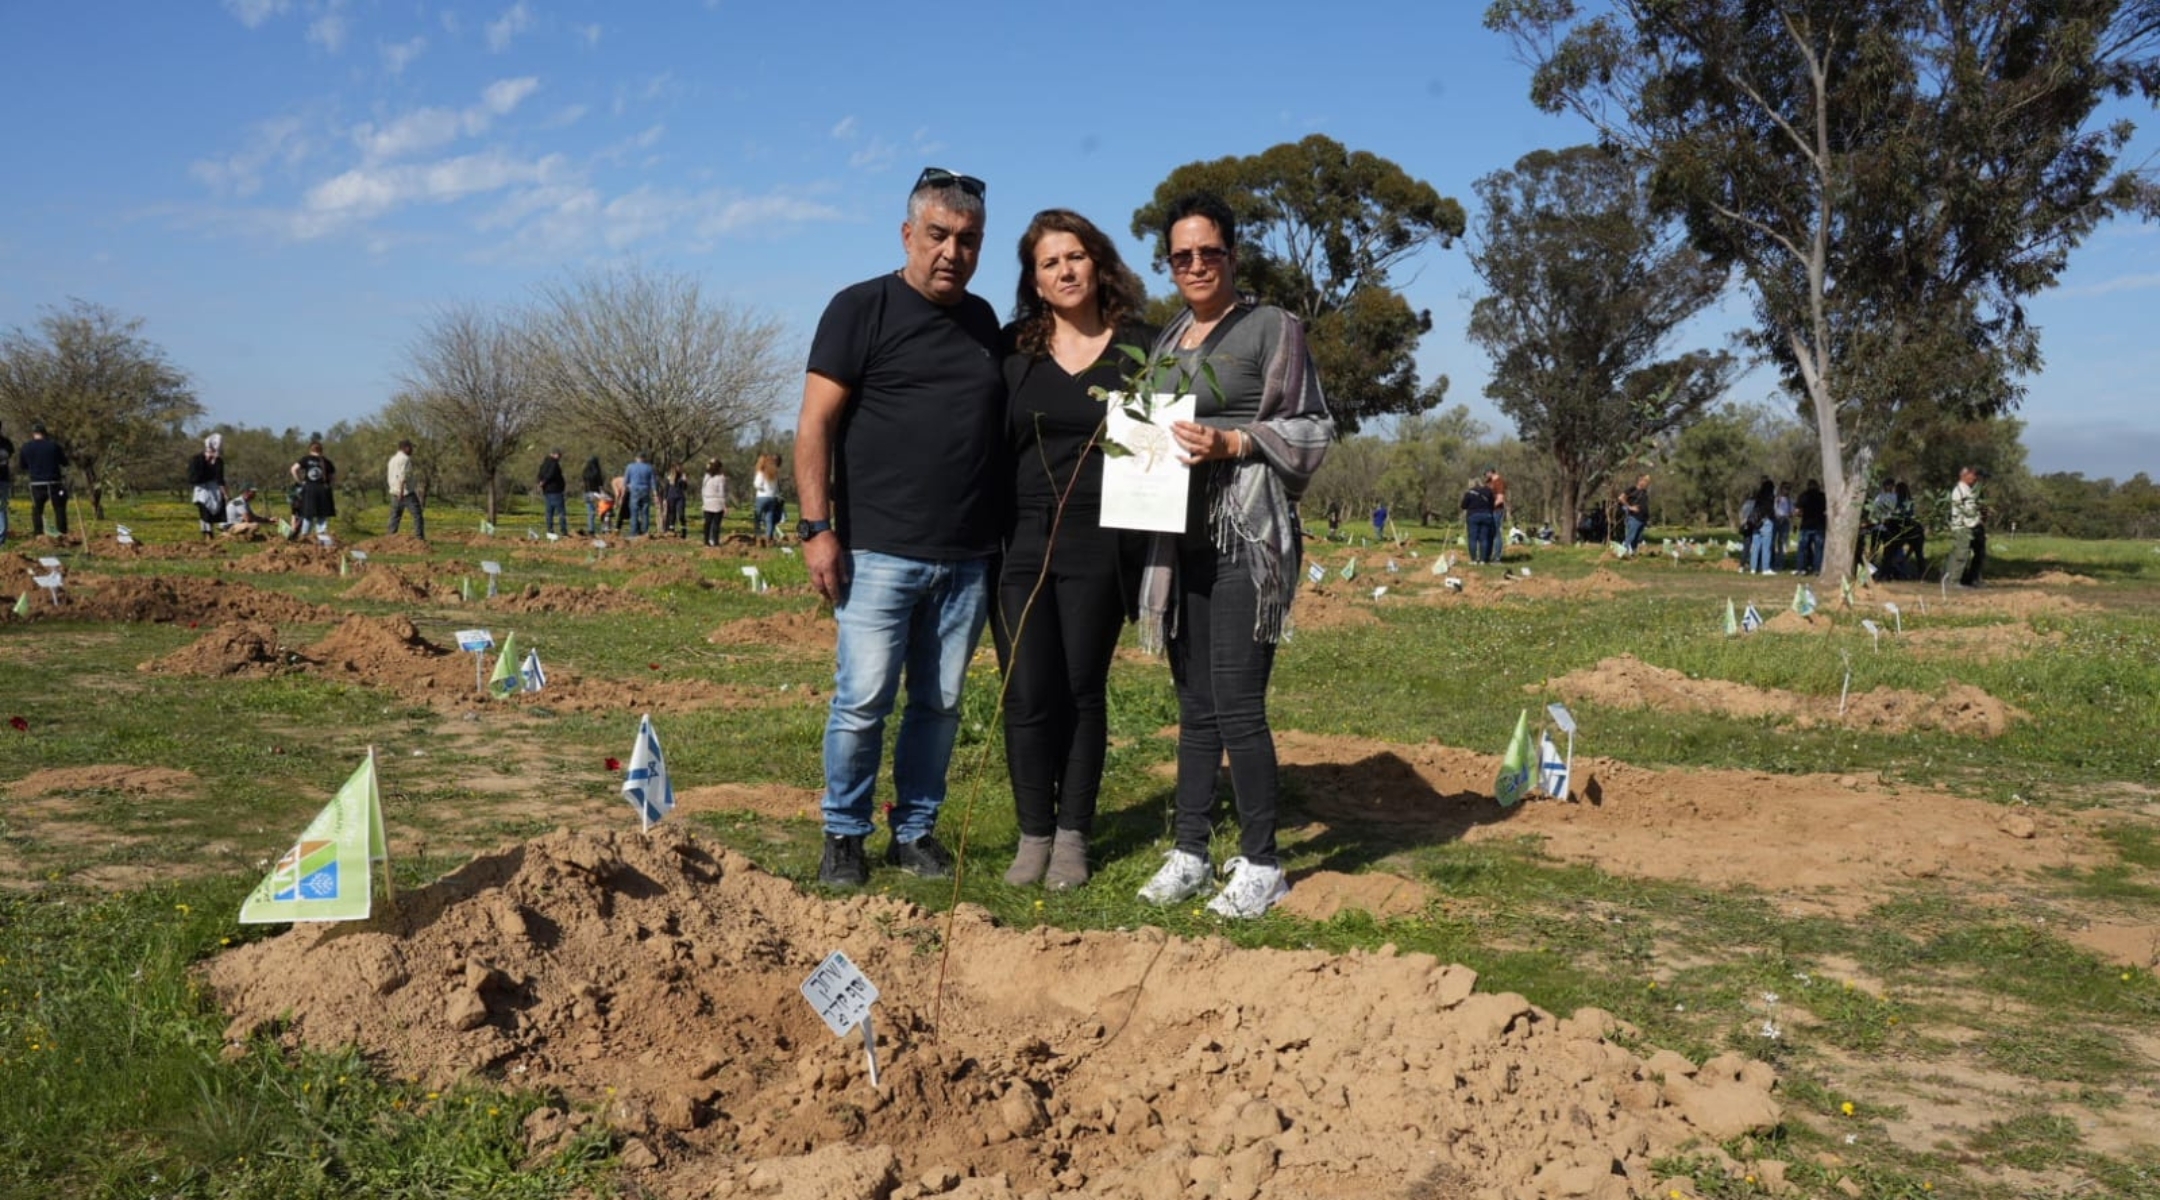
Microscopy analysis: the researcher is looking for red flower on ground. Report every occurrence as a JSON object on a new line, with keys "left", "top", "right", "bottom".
{"left": 605, "top": 757, "right": 622, "bottom": 771}
{"left": 8, "top": 716, "right": 26, "bottom": 733}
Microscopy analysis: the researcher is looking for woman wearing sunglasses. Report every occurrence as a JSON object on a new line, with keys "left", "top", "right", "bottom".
{"left": 1135, "top": 192, "right": 1333, "bottom": 919}
{"left": 993, "top": 209, "right": 1155, "bottom": 891}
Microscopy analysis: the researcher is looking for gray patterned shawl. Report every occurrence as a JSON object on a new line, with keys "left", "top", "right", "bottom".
{"left": 1136, "top": 303, "right": 1334, "bottom": 652}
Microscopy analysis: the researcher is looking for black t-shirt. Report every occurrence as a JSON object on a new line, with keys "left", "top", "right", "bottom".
{"left": 0, "top": 435, "right": 13, "bottom": 482}
{"left": 1004, "top": 323, "right": 1156, "bottom": 517}
{"left": 1797, "top": 487, "right": 1827, "bottom": 531}
{"left": 1623, "top": 486, "right": 1648, "bottom": 518}
{"left": 538, "top": 457, "right": 566, "bottom": 493}
{"left": 296, "top": 453, "right": 334, "bottom": 487}
{"left": 1461, "top": 485, "right": 1495, "bottom": 516}
{"left": 20, "top": 437, "right": 66, "bottom": 483}
{"left": 807, "top": 274, "right": 1004, "bottom": 558}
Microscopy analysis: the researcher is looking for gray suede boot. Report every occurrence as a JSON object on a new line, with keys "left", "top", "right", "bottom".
{"left": 1044, "top": 829, "right": 1090, "bottom": 892}
{"left": 1003, "top": 834, "right": 1054, "bottom": 886}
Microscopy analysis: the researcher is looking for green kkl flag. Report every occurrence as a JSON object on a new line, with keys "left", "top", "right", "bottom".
{"left": 12, "top": 592, "right": 28, "bottom": 617}
{"left": 488, "top": 631, "right": 524, "bottom": 699}
{"left": 239, "top": 750, "right": 392, "bottom": 924}
{"left": 1494, "top": 709, "right": 1534, "bottom": 809}
{"left": 1723, "top": 598, "right": 1739, "bottom": 636}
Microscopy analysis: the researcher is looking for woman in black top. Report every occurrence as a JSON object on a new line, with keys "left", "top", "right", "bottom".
{"left": 993, "top": 209, "right": 1153, "bottom": 891}
{"left": 581, "top": 455, "right": 606, "bottom": 534}
{"left": 289, "top": 437, "right": 336, "bottom": 540}
{"left": 186, "top": 433, "right": 227, "bottom": 539}
{"left": 1461, "top": 475, "right": 1498, "bottom": 563}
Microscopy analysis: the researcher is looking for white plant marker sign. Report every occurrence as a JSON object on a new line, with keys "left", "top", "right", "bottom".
{"left": 115, "top": 525, "right": 135, "bottom": 546}
{"left": 1882, "top": 602, "right": 1901, "bottom": 633}
{"left": 1544, "top": 702, "right": 1578, "bottom": 801}
{"left": 316, "top": 532, "right": 335, "bottom": 548}
{"left": 480, "top": 561, "right": 502, "bottom": 599}
{"left": 800, "top": 950, "right": 881, "bottom": 1088}
{"left": 350, "top": 549, "right": 369, "bottom": 566}
{"left": 1861, "top": 618, "right": 1882, "bottom": 651}
{"left": 740, "top": 565, "right": 767, "bottom": 593}
{"left": 455, "top": 629, "right": 494, "bottom": 695}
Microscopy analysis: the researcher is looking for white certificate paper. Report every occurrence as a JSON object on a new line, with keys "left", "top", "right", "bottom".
{"left": 1099, "top": 391, "right": 1197, "bottom": 533}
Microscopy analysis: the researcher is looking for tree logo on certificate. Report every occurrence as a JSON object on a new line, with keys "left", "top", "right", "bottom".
{"left": 1091, "top": 345, "right": 1217, "bottom": 534}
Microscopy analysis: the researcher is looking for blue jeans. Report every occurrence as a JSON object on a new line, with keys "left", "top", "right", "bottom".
{"left": 0, "top": 479, "right": 10, "bottom": 541}
{"left": 630, "top": 494, "right": 653, "bottom": 536}
{"left": 1622, "top": 514, "right": 1646, "bottom": 550}
{"left": 1748, "top": 526, "right": 1775, "bottom": 573}
{"left": 584, "top": 493, "right": 599, "bottom": 534}
{"left": 543, "top": 491, "right": 567, "bottom": 534}
{"left": 821, "top": 551, "right": 992, "bottom": 841}
{"left": 1798, "top": 529, "right": 1824, "bottom": 575}
{"left": 755, "top": 496, "right": 783, "bottom": 540}
{"left": 1468, "top": 513, "right": 1499, "bottom": 563}
{"left": 1772, "top": 518, "right": 1791, "bottom": 569}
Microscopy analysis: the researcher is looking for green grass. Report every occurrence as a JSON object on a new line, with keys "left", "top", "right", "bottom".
{"left": 4, "top": 504, "right": 2159, "bottom": 1197}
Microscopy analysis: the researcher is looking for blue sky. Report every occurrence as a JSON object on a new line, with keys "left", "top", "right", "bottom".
{"left": 3, "top": 1, "right": 2155, "bottom": 479}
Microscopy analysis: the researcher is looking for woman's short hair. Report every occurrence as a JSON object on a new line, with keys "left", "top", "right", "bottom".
{"left": 1009, "top": 209, "right": 1146, "bottom": 358}
{"left": 1161, "top": 191, "right": 1238, "bottom": 252}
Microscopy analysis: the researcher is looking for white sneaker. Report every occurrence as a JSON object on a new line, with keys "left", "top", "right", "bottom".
{"left": 1137, "top": 849, "right": 1212, "bottom": 905}
{"left": 1206, "top": 857, "right": 1288, "bottom": 919}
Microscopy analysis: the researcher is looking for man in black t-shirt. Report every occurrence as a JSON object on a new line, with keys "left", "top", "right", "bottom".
{"left": 798, "top": 167, "right": 1003, "bottom": 889}
{"left": 1620, "top": 474, "right": 1651, "bottom": 550}
{"left": 19, "top": 422, "right": 69, "bottom": 538}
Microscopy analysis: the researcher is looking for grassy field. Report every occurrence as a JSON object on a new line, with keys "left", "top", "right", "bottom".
{"left": 1, "top": 498, "right": 2155, "bottom": 1199}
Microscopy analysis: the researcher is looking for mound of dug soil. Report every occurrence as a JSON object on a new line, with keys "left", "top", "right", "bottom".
{"left": 139, "top": 619, "right": 295, "bottom": 678}
{"left": 1543, "top": 654, "right": 2025, "bottom": 737}
{"left": 148, "top": 614, "right": 804, "bottom": 715}
{"left": 491, "top": 583, "right": 658, "bottom": 616}
{"left": 205, "top": 827, "right": 1788, "bottom": 1199}
{"left": 28, "top": 574, "right": 333, "bottom": 625}
{"left": 1898, "top": 623, "right": 2064, "bottom": 662}
{"left": 228, "top": 541, "right": 343, "bottom": 575}
{"left": 6, "top": 764, "right": 198, "bottom": 800}
{"left": 708, "top": 606, "right": 838, "bottom": 655}
{"left": 343, "top": 566, "right": 438, "bottom": 604}
{"left": 1269, "top": 729, "right": 2101, "bottom": 914}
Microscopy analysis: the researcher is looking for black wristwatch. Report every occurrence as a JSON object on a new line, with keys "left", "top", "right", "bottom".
{"left": 796, "top": 518, "right": 833, "bottom": 542}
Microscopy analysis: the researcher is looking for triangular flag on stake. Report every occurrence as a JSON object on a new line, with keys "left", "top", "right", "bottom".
{"left": 1742, "top": 603, "right": 1764, "bottom": 632}
{"left": 1724, "top": 598, "right": 1739, "bottom": 636}
{"left": 460, "top": 576, "right": 472, "bottom": 602}
{"left": 1339, "top": 557, "right": 1357, "bottom": 581}
{"left": 12, "top": 591, "right": 30, "bottom": 617}
{"left": 488, "top": 632, "right": 523, "bottom": 698}
{"left": 622, "top": 713, "right": 674, "bottom": 832}
{"left": 480, "top": 518, "right": 496, "bottom": 536}
{"left": 1495, "top": 710, "right": 1534, "bottom": 808}
{"left": 239, "top": 749, "right": 392, "bottom": 923}
{"left": 1839, "top": 574, "right": 1855, "bottom": 609}
{"left": 520, "top": 648, "right": 546, "bottom": 693}
{"left": 1793, "top": 584, "right": 1817, "bottom": 617}
{"left": 276, "top": 517, "right": 293, "bottom": 539}
{"left": 1538, "top": 729, "right": 1570, "bottom": 801}
{"left": 339, "top": 551, "right": 350, "bottom": 578}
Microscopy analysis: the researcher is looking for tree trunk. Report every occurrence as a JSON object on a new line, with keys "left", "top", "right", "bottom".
{"left": 82, "top": 461, "right": 107, "bottom": 521}
{"left": 486, "top": 475, "right": 500, "bottom": 524}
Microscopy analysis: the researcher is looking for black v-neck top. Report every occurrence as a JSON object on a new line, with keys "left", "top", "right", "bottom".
{"left": 1003, "top": 323, "right": 1156, "bottom": 516}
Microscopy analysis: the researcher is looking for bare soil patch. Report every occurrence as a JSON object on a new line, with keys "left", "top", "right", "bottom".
{"left": 25, "top": 574, "right": 333, "bottom": 626}
{"left": 84, "top": 535, "right": 229, "bottom": 560}
{"left": 5, "top": 764, "right": 198, "bottom": 800}
{"left": 226, "top": 541, "right": 342, "bottom": 575}
{"left": 1273, "top": 870, "right": 1433, "bottom": 921}
{"left": 708, "top": 606, "right": 838, "bottom": 656}
{"left": 1898, "top": 623, "right": 2065, "bottom": 662}
{"left": 204, "top": 826, "right": 1790, "bottom": 1199}
{"left": 342, "top": 566, "right": 439, "bottom": 604}
{"left": 674, "top": 782, "right": 823, "bottom": 822}
{"left": 1287, "top": 586, "right": 1380, "bottom": 631}
{"left": 1541, "top": 654, "right": 2026, "bottom": 736}
{"left": 144, "top": 615, "right": 809, "bottom": 715}
{"left": 489, "top": 583, "right": 658, "bottom": 616}
{"left": 2028, "top": 570, "right": 2099, "bottom": 587}
{"left": 1269, "top": 729, "right": 2101, "bottom": 916}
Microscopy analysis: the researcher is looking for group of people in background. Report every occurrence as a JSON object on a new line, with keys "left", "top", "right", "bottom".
{"left": 1739, "top": 476, "right": 1828, "bottom": 574}
{"left": 1460, "top": 468, "right": 1509, "bottom": 563}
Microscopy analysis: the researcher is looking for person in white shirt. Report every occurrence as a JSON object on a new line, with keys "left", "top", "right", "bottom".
{"left": 700, "top": 459, "right": 730, "bottom": 547}
{"left": 386, "top": 439, "right": 424, "bottom": 539}
{"left": 752, "top": 452, "right": 783, "bottom": 545}
{"left": 1944, "top": 466, "right": 1986, "bottom": 587}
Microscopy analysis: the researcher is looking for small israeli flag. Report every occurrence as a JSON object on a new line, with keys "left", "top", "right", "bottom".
{"left": 520, "top": 648, "right": 546, "bottom": 693}
{"left": 621, "top": 713, "right": 675, "bottom": 832}
{"left": 1538, "top": 730, "right": 1570, "bottom": 801}
{"left": 1742, "top": 603, "right": 1764, "bottom": 633}
{"left": 1306, "top": 561, "right": 1325, "bottom": 584}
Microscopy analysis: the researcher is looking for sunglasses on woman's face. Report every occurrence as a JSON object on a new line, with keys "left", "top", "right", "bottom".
{"left": 912, "top": 166, "right": 986, "bottom": 197}
{"left": 1169, "top": 246, "right": 1229, "bottom": 274}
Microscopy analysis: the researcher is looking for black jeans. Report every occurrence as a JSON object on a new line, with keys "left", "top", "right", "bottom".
{"left": 992, "top": 510, "right": 1127, "bottom": 838}
{"left": 28, "top": 481, "right": 67, "bottom": 537}
{"left": 1168, "top": 538, "right": 1281, "bottom": 866}
{"left": 702, "top": 510, "right": 724, "bottom": 546}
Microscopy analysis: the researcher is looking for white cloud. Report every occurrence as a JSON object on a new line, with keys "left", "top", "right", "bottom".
{"left": 577, "top": 23, "right": 601, "bottom": 46}
{"left": 439, "top": 10, "right": 460, "bottom": 35}
{"left": 482, "top": 76, "right": 540, "bottom": 115}
{"left": 306, "top": 0, "right": 349, "bottom": 52}
{"left": 691, "top": 194, "right": 844, "bottom": 240}
{"left": 191, "top": 113, "right": 314, "bottom": 197}
{"left": 541, "top": 104, "right": 588, "bottom": 129}
{"left": 351, "top": 77, "right": 540, "bottom": 161}
{"left": 485, "top": 1, "right": 532, "bottom": 53}
{"left": 222, "top": 0, "right": 290, "bottom": 28}
{"left": 302, "top": 149, "right": 566, "bottom": 231}
{"left": 830, "top": 115, "right": 858, "bottom": 140}
{"left": 380, "top": 35, "right": 427, "bottom": 75}
{"left": 847, "top": 139, "right": 895, "bottom": 171}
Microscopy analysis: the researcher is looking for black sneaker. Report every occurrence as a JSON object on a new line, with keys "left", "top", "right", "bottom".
{"left": 885, "top": 833, "right": 954, "bottom": 879}
{"left": 818, "top": 833, "right": 869, "bottom": 888}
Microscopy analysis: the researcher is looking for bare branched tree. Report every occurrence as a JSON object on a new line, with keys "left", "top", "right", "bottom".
{"left": 525, "top": 265, "right": 792, "bottom": 477}
{"left": 397, "top": 304, "right": 540, "bottom": 523}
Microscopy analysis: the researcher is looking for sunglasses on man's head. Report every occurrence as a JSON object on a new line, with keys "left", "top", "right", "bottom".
{"left": 912, "top": 166, "right": 986, "bottom": 197}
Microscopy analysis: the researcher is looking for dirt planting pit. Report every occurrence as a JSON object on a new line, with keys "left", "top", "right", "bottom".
{"left": 708, "top": 606, "right": 839, "bottom": 656}
{"left": 205, "top": 825, "right": 1791, "bottom": 1200}
{"left": 25, "top": 574, "right": 334, "bottom": 626}
{"left": 1540, "top": 654, "right": 2026, "bottom": 737}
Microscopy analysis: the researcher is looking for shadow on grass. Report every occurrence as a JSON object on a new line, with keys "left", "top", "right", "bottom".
{"left": 1280, "top": 751, "right": 1529, "bottom": 876}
